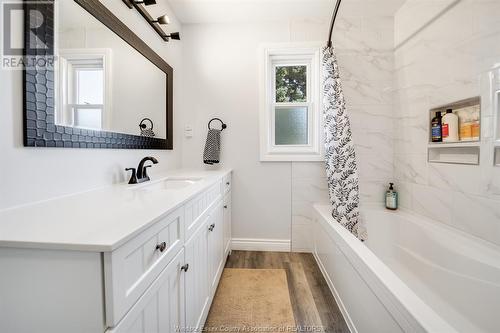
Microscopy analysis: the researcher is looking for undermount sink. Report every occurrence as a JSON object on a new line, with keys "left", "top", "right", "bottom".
{"left": 132, "top": 177, "right": 203, "bottom": 191}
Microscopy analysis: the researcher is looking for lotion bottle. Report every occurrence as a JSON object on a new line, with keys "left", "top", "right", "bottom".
{"left": 385, "top": 183, "right": 398, "bottom": 210}
{"left": 442, "top": 109, "right": 459, "bottom": 142}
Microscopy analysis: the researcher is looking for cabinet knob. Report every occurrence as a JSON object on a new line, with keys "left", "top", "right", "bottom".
{"left": 181, "top": 264, "right": 189, "bottom": 272}
{"left": 226, "top": 182, "right": 230, "bottom": 186}
{"left": 224, "top": 205, "right": 228, "bottom": 209}
{"left": 208, "top": 224, "right": 215, "bottom": 232}
{"left": 155, "top": 242, "right": 167, "bottom": 252}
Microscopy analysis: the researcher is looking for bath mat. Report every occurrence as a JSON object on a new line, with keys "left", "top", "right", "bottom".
{"left": 204, "top": 268, "right": 296, "bottom": 333}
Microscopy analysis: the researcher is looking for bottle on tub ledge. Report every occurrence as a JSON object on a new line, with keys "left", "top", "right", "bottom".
{"left": 442, "top": 108, "right": 459, "bottom": 142}
{"left": 385, "top": 183, "right": 398, "bottom": 210}
{"left": 431, "top": 111, "right": 443, "bottom": 142}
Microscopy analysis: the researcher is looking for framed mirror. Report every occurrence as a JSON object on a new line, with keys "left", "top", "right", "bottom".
{"left": 23, "top": 0, "right": 173, "bottom": 149}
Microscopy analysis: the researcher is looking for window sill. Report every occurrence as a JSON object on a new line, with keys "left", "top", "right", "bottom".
{"left": 260, "top": 154, "right": 324, "bottom": 162}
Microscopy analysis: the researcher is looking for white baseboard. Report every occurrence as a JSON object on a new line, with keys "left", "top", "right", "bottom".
{"left": 231, "top": 238, "right": 291, "bottom": 252}
{"left": 291, "top": 247, "right": 313, "bottom": 253}
{"left": 291, "top": 247, "right": 312, "bottom": 253}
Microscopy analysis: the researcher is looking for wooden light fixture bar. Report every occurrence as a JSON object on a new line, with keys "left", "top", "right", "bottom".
{"left": 122, "top": 0, "right": 169, "bottom": 41}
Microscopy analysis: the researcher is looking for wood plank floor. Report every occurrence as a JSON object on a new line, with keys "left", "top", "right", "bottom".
{"left": 225, "top": 251, "right": 350, "bottom": 333}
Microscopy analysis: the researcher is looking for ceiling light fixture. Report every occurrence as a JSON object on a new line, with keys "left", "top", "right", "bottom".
{"left": 134, "top": 0, "right": 156, "bottom": 5}
{"left": 152, "top": 14, "right": 170, "bottom": 25}
{"left": 122, "top": 0, "right": 179, "bottom": 42}
{"left": 166, "top": 32, "right": 180, "bottom": 41}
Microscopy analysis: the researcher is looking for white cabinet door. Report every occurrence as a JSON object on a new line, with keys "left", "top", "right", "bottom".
{"left": 207, "top": 201, "right": 224, "bottom": 294}
{"left": 223, "top": 192, "right": 232, "bottom": 257}
{"left": 107, "top": 249, "right": 186, "bottom": 333}
{"left": 184, "top": 216, "right": 210, "bottom": 331}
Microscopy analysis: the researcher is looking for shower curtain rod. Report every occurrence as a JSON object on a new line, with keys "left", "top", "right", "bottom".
{"left": 327, "top": 0, "right": 342, "bottom": 47}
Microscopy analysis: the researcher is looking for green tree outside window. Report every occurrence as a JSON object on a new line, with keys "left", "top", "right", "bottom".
{"left": 275, "top": 66, "right": 307, "bottom": 103}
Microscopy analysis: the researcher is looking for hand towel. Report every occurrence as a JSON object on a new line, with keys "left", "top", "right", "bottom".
{"left": 203, "top": 129, "right": 221, "bottom": 165}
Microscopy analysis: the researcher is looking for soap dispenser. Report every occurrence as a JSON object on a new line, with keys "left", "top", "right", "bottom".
{"left": 386, "top": 183, "right": 398, "bottom": 210}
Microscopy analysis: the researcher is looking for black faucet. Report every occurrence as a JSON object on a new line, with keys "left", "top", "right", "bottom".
{"left": 126, "top": 156, "right": 159, "bottom": 184}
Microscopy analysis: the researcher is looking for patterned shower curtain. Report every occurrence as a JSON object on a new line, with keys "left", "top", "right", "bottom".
{"left": 321, "top": 46, "right": 365, "bottom": 241}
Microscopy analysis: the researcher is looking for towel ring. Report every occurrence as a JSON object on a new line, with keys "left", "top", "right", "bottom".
{"left": 139, "top": 118, "right": 156, "bottom": 137}
{"left": 208, "top": 118, "right": 227, "bottom": 131}
{"left": 139, "top": 118, "right": 154, "bottom": 130}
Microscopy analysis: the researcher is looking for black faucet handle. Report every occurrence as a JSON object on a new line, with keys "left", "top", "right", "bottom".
{"left": 125, "top": 168, "right": 138, "bottom": 184}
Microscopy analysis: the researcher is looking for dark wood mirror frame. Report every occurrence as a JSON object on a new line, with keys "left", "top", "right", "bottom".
{"left": 23, "top": 0, "right": 173, "bottom": 149}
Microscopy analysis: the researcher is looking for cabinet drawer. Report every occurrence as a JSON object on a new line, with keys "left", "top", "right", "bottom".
{"left": 223, "top": 173, "right": 231, "bottom": 194}
{"left": 184, "top": 182, "right": 222, "bottom": 242}
{"left": 104, "top": 207, "right": 185, "bottom": 327}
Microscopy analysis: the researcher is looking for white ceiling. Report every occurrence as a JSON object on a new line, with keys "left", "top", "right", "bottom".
{"left": 166, "top": 0, "right": 406, "bottom": 24}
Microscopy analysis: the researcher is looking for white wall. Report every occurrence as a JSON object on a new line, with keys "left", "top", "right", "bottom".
{"left": 0, "top": 0, "right": 183, "bottom": 210}
{"left": 394, "top": 0, "right": 500, "bottom": 246}
{"left": 180, "top": 22, "right": 294, "bottom": 246}
{"left": 180, "top": 13, "right": 395, "bottom": 251}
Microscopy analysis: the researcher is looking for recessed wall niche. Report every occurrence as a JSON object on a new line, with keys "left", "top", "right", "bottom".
{"left": 428, "top": 97, "right": 481, "bottom": 165}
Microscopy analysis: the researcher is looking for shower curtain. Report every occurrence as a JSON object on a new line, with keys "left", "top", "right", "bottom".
{"left": 322, "top": 46, "right": 365, "bottom": 241}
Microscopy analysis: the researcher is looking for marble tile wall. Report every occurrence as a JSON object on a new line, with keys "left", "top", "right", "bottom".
{"left": 291, "top": 14, "right": 395, "bottom": 252}
{"left": 394, "top": 0, "right": 500, "bottom": 246}
{"left": 291, "top": 162, "right": 329, "bottom": 252}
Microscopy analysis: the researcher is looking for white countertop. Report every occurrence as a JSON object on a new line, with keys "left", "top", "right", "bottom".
{"left": 0, "top": 169, "right": 231, "bottom": 252}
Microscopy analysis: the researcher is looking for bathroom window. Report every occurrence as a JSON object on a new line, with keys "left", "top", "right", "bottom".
{"left": 260, "top": 45, "right": 323, "bottom": 161}
{"left": 57, "top": 49, "right": 112, "bottom": 131}
{"left": 72, "top": 67, "right": 104, "bottom": 129}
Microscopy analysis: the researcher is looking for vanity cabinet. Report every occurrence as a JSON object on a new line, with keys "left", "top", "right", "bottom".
{"left": 0, "top": 171, "right": 232, "bottom": 333}
{"left": 106, "top": 177, "right": 230, "bottom": 333}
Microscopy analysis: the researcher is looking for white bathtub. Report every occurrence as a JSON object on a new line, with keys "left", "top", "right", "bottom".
{"left": 313, "top": 205, "right": 500, "bottom": 333}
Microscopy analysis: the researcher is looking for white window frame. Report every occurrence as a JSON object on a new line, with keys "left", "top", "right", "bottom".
{"left": 260, "top": 43, "right": 323, "bottom": 162}
{"left": 57, "top": 48, "right": 113, "bottom": 130}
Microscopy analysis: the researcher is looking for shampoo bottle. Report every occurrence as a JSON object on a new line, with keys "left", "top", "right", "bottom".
{"left": 431, "top": 111, "right": 442, "bottom": 142}
{"left": 385, "top": 183, "right": 398, "bottom": 210}
{"left": 442, "top": 109, "right": 459, "bottom": 142}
